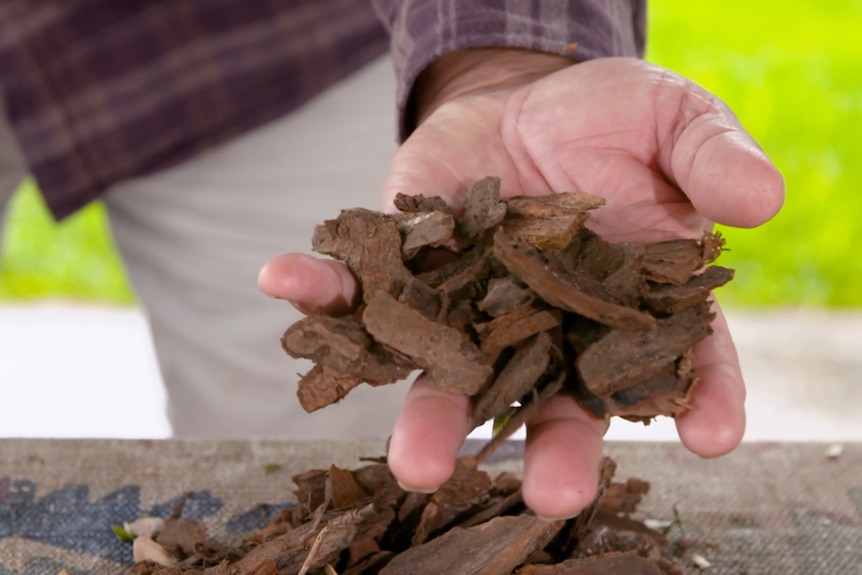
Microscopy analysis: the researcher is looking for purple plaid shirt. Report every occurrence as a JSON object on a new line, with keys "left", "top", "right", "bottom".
{"left": 0, "top": 0, "right": 645, "bottom": 220}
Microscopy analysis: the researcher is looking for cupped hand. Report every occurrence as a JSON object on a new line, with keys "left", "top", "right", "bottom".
{"left": 259, "top": 56, "right": 784, "bottom": 520}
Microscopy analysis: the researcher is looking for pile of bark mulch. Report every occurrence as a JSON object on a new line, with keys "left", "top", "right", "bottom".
{"left": 131, "top": 456, "right": 689, "bottom": 575}
{"left": 284, "top": 176, "right": 731, "bottom": 453}
{"left": 130, "top": 177, "right": 732, "bottom": 574}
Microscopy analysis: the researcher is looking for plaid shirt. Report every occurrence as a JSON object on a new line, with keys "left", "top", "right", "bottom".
{"left": 0, "top": 0, "right": 644, "bottom": 220}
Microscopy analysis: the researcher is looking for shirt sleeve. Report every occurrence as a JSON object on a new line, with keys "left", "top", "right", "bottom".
{"left": 371, "top": 0, "right": 647, "bottom": 139}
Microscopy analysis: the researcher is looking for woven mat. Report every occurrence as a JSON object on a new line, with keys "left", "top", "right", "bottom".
{"left": 1, "top": 439, "right": 859, "bottom": 574}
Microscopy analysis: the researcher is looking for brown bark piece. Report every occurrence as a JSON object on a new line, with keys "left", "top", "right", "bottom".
{"left": 459, "top": 176, "right": 508, "bottom": 240}
{"left": 398, "top": 277, "right": 442, "bottom": 320}
{"left": 458, "top": 488, "right": 525, "bottom": 530}
{"left": 503, "top": 192, "right": 603, "bottom": 251}
{"left": 505, "top": 192, "right": 606, "bottom": 218}
{"left": 503, "top": 213, "right": 588, "bottom": 250}
{"left": 556, "top": 228, "right": 646, "bottom": 300}
{"left": 230, "top": 504, "right": 375, "bottom": 575}
{"left": 642, "top": 233, "right": 725, "bottom": 286}
{"left": 642, "top": 238, "right": 704, "bottom": 286}
{"left": 292, "top": 468, "right": 328, "bottom": 518}
{"left": 341, "top": 551, "right": 394, "bottom": 574}
{"left": 446, "top": 299, "right": 478, "bottom": 332}
{"left": 476, "top": 304, "right": 561, "bottom": 355}
{"left": 363, "top": 291, "right": 493, "bottom": 395}
{"left": 295, "top": 366, "right": 364, "bottom": 413}
{"left": 414, "top": 245, "right": 485, "bottom": 289}
{"left": 347, "top": 537, "right": 381, "bottom": 566}
{"left": 478, "top": 276, "right": 536, "bottom": 317}
{"left": 396, "top": 210, "right": 455, "bottom": 258}
{"left": 576, "top": 302, "right": 713, "bottom": 398}
{"left": 493, "top": 229, "right": 656, "bottom": 331}
{"left": 472, "top": 332, "right": 552, "bottom": 426}
{"left": 516, "top": 551, "right": 664, "bottom": 575}
{"left": 575, "top": 511, "right": 670, "bottom": 562}
{"left": 556, "top": 227, "right": 611, "bottom": 272}
{"left": 282, "top": 315, "right": 412, "bottom": 383}
{"left": 642, "top": 265, "right": 734, "bottom": 315}
{"left": 438, "top": 249, "right": 491, "bottom": 295}
{"left": 329, "top": 465, "right": 369, "bottom": 510}
{"left": 601, "top": 478, "right": 650, "bottom": 515}
{"left": 154, "top": 518, "right": 207, "bottom": 558}
{"left": 393, "top": 192, "right": 451, "bottom": 214}
{"left": 379, "top": 515, "right": 565, "bottom": 575}
{"left": 410, "top": 459, "right": 494, "bottom": 545}
{"left": 437, "top": 249, "right": 492, "bottom": 329}
{"left": 351, "top": 461, "right": 400, "bottom": 495}
{"left": 312, "top": 208, "right": 412, "bottom": 299}
{"left": 605, "top": 352, "right": 697, "bottom": 422}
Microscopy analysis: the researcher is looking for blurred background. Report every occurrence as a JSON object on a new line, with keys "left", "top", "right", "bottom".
{"left": 1, "top": 1, "right": 860, "bottom": 439}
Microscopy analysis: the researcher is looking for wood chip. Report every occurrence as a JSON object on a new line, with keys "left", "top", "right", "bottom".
{"left": 362, "top": 291, "right": 493, "bottom": 395}
{"left": 503, "top": 191, "right": 602, "bottom": 250}
{"left": 516, "top": 551, "right": 665, "bottom": 575}
{"left": 379, "top": 515, "right": 565, "bottom": 575}
{"left": 459, "top": 176, "right": 507, "bottom": 240}
{"left": 472, "top": 332, "right": 552, "bottom": 426}
{"left": 476, "top": 304, "right": 561, "bottom": 355}
{"left": 492, "top": 229, "right": 656, "bottom": 331}
{"left": 396, "top": 210, "right": 455, "bottom": 258}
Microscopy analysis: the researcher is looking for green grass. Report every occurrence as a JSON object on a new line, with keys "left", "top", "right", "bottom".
{"left": 647, "top": 0, "right": 862, "bottom": 306}
{"left": 1, "top": 1, "right": 860, "bottom": 306}
{"left": 0, "top": 180, "right": 134, "bottom": 304}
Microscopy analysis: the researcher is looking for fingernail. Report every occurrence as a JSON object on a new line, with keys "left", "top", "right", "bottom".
{"left": 397, "top": 480, "right": 438, "bottom": 494}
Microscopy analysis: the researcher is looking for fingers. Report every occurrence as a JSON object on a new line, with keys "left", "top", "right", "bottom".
{"left": 388, "top": 377, "right": 607, "bottom": 521}
{"left": 522, "top": 395, "right": 607, "bottom": 520}
{"left": 675, "top": 301, "right": 746, "bottom": 457}
{"left": 387, "top": 376, "right": 473, "bottom": 491}
{"left": 257, "top": 253, "right": 358, "bottom": 316}
{"left": 661, "top": 78, "right": 785, "bottom": 229}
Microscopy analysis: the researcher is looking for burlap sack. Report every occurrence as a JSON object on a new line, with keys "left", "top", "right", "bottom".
{"left": 1, "top": 439, "right": 859, "bottom": 574}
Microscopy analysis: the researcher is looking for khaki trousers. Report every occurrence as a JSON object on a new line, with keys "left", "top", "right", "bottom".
{"left": 0, "top": 57, "right": 411, "bottom": 439}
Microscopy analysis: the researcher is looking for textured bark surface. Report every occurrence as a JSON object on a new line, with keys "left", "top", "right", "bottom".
{"left": 283, "top": 177, "right": 732, "bottom": 425}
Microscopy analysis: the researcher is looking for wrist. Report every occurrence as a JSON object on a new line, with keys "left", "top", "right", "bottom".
{"left": 407, "top": 48, "right": 573, "bottom": 132}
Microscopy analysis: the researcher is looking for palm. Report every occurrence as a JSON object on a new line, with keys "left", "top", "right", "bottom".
{"left": 384, "top": 58, "right": 755, "bottom": 243}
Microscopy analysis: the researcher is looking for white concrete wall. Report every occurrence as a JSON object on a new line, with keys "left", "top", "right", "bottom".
{"left": 1, "top": 303, "right": 860, "bottom": 442}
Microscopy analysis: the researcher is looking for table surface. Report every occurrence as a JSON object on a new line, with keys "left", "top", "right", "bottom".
{"left": 1, "top": 439, "right": 860, "bottom": 575}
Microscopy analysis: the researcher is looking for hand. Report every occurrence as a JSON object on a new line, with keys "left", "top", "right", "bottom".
{"left": 259, "top": 52, "right": 784, "bottom": 520}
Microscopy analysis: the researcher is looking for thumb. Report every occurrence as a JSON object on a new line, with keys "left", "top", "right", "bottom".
{"left": 663, "top": 84, "right": 785, "bottom": 228}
